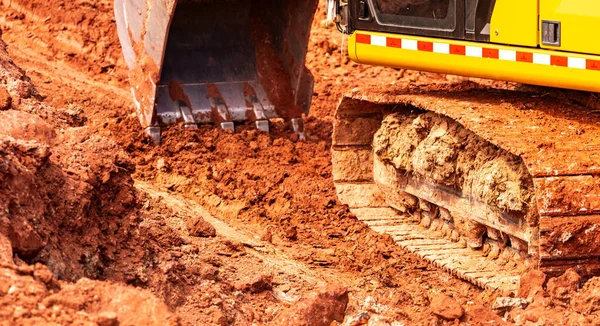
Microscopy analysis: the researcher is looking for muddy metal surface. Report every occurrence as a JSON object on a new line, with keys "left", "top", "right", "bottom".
{"left": 2, "top": 0, "right": 600, "bottom": 325}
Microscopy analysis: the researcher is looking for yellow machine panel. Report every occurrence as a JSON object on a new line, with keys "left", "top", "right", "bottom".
{"left": 490, "top": 0, "right": 538, "bottom": 47}
{"left": 350, "top": 31, "right": 600, "bottom": 93}
{"left": 540, "top": 0, "right": 600, "bottom": 55}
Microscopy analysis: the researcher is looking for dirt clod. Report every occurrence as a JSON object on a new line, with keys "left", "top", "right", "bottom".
{"left": 0, "top": 87, "right": 11, "bottom": 110}
{"left": 285, "top": 225, "right": 298, "bottom": 241}
{"left": 238, "top": 274, "right": 273, "bottom": 294}
{"left": 573, "top": 277, "right": 600, "bottom": 314}
{"left": 274, "top": 285, "right": 349, "bottom": 326}
{"left": 519, "top": 269, "right": 547, "bottom": 299}
{"left": 94, "top": 312, "right": 119, "bottom": 326}
{"left": 546, "top": 268, "right": 582, "bottom": 303}
{"left": 260, "top": 228, "right": 273, "bottom": 243}
{"left": 430, "top": 293, "right": 464, "bottom": 320}
{"left": 186, "top": 216, "right": 216, "bottom": 237}
{"left": 0, "top": 233, "right": 13, "bottom": 264}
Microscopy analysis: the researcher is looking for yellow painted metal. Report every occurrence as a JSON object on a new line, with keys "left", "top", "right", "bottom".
{"left": 489, "top": 0, "right": 538, "bottom": 47}
{"left": 540, "top": 0, "right": 600, "bottom": 55}
{"left": 350, "top": 31, "right": 600, "bottom": 93}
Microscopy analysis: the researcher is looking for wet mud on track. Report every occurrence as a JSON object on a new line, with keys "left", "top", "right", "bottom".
{"left": 3, "top": 0, "right": 600, "bottom": 324}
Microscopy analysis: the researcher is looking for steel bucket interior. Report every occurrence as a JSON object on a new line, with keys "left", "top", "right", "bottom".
{"left": 154, "top": 0, "right": 317, "bottom": 132}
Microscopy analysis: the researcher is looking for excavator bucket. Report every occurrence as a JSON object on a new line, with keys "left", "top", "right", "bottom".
{"left": 114, "top": 0, "right": 318, "bottom": 144}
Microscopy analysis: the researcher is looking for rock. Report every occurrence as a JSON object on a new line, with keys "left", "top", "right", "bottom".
{"left": 33, "top": 263, "right": 54, "bottom": 285}
{"left": 520, "top": 299, "right": 548, "bottom": 323}
{"left": 518, "top": 269, "right": 547, "bottom": 299}
{"left": 346, "top": 312, "right": 370, "bottom": 326}
{"left": 155, "top": 158, "right": 167, "bottom": 172}
{"left": 0, "top": 233, "right": 13, "bottom": 264}
{"left": 237, "top": 274, "right": 273, "bottom": 294}
{"left": 0, "top": 88, "right": 11, "bottom": 110}
{"left": 186, "top": 216, "right": 216, "bottom": 237}
{"left": 260, "top": 228, "right": 272, "bottom": 243}
{"left": 430, "top": 293, "right": 464, "bottom": 321}
{"left": 4, "top": 217, "right": 46, "bottom": 257}
{"left": 464, "top": 305, "right": 504, "bottom": 325}
{"left": 572, "top": 277, "right": 600, "bottom": 314}
{"left": 285, "top": 226, "right": 297, "bottom": 241}
{"left": 209, "top": 307, "right": 228, "bottom": 326}
{"left": 546, "top": 268, "right": 581, "bottom": 302}
{"left": 94, "top": 311, "right": 119, "bottom": 326}
{"left": 0, "top": 110, "right": 56, "bottom": 144}
{"left": 492, "top": 297, "right": 530, "bottom": 312}
{"left": 273, "top": 285, "right": 349, "bottom": 326}
{"left": 196, "top": 265, "right": 219, "bottom": 281}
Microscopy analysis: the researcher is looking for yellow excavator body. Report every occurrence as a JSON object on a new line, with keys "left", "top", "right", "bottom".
{"left": 349, "top": 31, "right": 600, "bottom": 93}
{"left": 346, "top": 0, "right": 600, "bottom": 92}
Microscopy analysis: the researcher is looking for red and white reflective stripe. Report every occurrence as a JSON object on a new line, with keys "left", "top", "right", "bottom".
{"left": 355, "top": 33, "right": 600, "bottom": 71}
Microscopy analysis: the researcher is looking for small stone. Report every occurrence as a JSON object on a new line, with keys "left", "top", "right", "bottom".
{"left": 186, "top": 216, "right": 216, "bottom": 237}
{"left": 33, "top": 263, "right": 54, "bottom": 285}
{"left": 247, "top": 274, "right": 273, "bottom": 294}
{"left": 169, "top": 250, "right": 183, "bottom": 258}
{"left": 260, "top": 228, "right": 273, "bottom": 243}
{"left": 546, "top": 268, "right": 581, "bottom": 302}
{"left": 430, "top": 293, "right": 464, "bottom": 320}
{"left": 273, "top": 285, "right": 349, "bottom": 326}
{"left": 492, "top": 297, "right": 530, "bottom": 312}
{"left": 285, "top": 226, "right": 297, "bottom": 241}
{"left": 0, "top": 88, "right": 11, "bottom": 110}
{"left": 95, "top": 311, "right": 119, "bottom": 326}
{"left": 190, "top": 265, "right": 219, "bottom": 281}
{"left": 346, "top": 312, "right": 370, "bottom": 326}
{"left": 155, "top": 158, "right": 167, "bottom": 172}
{"left": 518, "top": 269, "right": 547, "bottom": 299}
{"left": 0, "top": 233, "right": 13, "bottom": 265}
{"left": 210, "top": 307, "right": 228, "bottom": 326}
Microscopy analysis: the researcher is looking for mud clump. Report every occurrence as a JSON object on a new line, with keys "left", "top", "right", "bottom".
{"left": 236, "top": 274, "right": 273, "bottom": 294}
{"left": 273, "top": 286, "right": 349, "bottom": 326}
{"left": 573, "top": 277, "right": 600, "bottom": 314}
{"left": 0, "top": 87, "right": 11, "bottom": 110}
{"left": 0, "top": 112, "right": 138, "bottom": 278}
{"left": 519, "top": 269, "right": 547, "bottom": 299}
{"left": 186, "top": 216, "right": 216, "bottom": 237}
{"left": 546, "top": 268, "right": 582, "bottom": 303}
{"left": 374, "top": 111, "right": 534, "bottom": 213}
{"left": 430, "top": 292, "right": 464, "bottom": 321}
{"left": 0, "top": 264, "right": 178, "bottom": 325}
{"left": 0, "top": 33, "right": 39, "bottom": 103}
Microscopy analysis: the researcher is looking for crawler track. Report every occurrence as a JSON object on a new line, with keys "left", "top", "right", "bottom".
{"left": 333, "top": 86, "right": 600, "bottom": 292}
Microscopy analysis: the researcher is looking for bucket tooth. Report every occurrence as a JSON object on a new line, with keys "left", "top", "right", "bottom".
{"left": 221, "top": 122, "right": 235, "bottom": 132}
{"left": 145, "top": 126, "right": 162, "bottom": 145}
{"left": 255, "top": 120, "right": 270, "bottom": 133}
{"left": 179, "top": 103, "right": 198, "bottom": 129}
{"left": 290, "top": 118, "right": 306, "bottom": 140}
{"left": 209, "top": 97, "right": 234, "bottom": 132}
{"left": 248, "top": 95, "right": 269, "bottom": 133}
